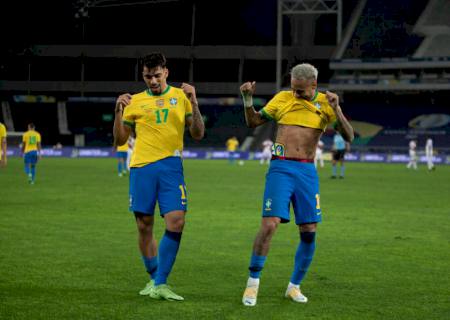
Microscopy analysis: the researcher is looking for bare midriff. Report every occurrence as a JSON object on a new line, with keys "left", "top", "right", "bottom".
{"left": 275, "top": 124, "right": 323, "bottom": 159}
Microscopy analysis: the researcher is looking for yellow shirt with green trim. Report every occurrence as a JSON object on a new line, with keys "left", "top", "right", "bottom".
{"left": 260, "top": 91, "right": 336, "bottom": 131}
{"left": 122, "top": 86, "right": 192, "bottom": 167}
{"left": 116, "top": 143, "right": 128, "bottom": 152}
{"left": 0, "top": 122, "right": 6, "bottom": 159}
{"left": 226, "top": 138, "right": 239, "bottom": 152}
{"left": 22, "top": 130, "right": 41, "bottom": 153}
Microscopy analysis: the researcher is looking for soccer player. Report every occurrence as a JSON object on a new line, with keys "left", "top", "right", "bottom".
{"left": 331, "top": 128, "right": 349, "bottom": 178}
{"left": 240, "top": 63, "right": 353, "bottom": 306}
{"left": 425, "top": 138, "right": 435, "bottom": 171}
{"left": 116, "top": 141, "right": 128, "bottom": 177}
{"left": 314, "top": 139, "right": 324, "bottom": 169}
{"left": 0, "top": 122, "right": 7, "bottom": 167}
{"left": 226, "top": 136, "right": 239, "bottom": 164}
{"left": 260, "top": 139, "right": 273, "bottom": 165}
{"left": 113, "top": 52, "right": 204, "bottom": 301}
{"left": 126, "top": 135, "right": 135, "bottom": 171}
{"left": 407, "top": 140, "right": 417, "bottom": 170}
{"left": 21, "top": 123, "right": 41, "bottom": 184}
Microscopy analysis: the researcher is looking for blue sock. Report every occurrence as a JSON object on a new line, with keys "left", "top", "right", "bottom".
{"left": 154, "top": 230, "right": 182, "bottom": 286}
{"left": 340, "top": 165, "right": 345, "bottom": 177}
{"left": 290, "top": 232, "right": 316, "bottom": 285}
{"left": 118, "top": 162, "right": 122, "bottom": 174}
{"left": 332, "top": 165, "right": 337, "bottom": 176}
{"left": 31, "top": 165, "right": 36, "bottom": 180}
{"left": 249, "top": 254, "right": 267, "bottom": 278}
{"left": 24, "top": 165, "right": 30, "bottom": 175}
{"left": 142, "top": 256, "right": 158, "bottom": 279}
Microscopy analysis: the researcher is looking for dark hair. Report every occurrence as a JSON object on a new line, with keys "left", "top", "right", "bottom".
{"left": 141, "top": 52, "right": 167, "bottom": 70}
{"left": 28, "top": 123, "right": 35, "bottom": 129}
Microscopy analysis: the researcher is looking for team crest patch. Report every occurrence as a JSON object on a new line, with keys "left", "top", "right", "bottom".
{"left": 264, "top": 198, "right": 272, "bottom": 211}
{"left": 314, "top": 102, "right": 321, "bottom": 109}
{"left": 272, "top": 143, "right": 285, "bottom": 156}
{"left": 169, "top": 97, "right": 178, "bottom": 106}
{"left": 156, "top": 99, "right": 164, "bottom": 107}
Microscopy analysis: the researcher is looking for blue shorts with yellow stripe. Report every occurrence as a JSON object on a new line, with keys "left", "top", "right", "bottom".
{"left": 262, "top": 159, "right": 321, "bottom": 225}
{"left": 129, "top": 157, "right": 187, "bottom": 216}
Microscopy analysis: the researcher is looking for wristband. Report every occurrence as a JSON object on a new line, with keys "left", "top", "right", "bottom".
{"left": 242, "top": 95, "right": 253, "bottom": 108}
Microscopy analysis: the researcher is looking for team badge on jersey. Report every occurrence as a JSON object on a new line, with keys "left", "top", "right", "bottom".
{"left": 169, "top": 98, "right": 178, "bottom": 107}
{"left": 156, "top": 99, "right": 164, "bottom": 107}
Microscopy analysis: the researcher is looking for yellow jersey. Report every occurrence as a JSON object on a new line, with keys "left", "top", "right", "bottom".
{"left": 122, "top": 86, "right": 192, "bottom": 167}
{"left": 116, "top": 143, "right": 128, "bottom": 152}
{"left": 226, "top": 138, "right": 239, "bottom": 152}
{"left": 22, "top": 130, "right": 41, "bottom": 153}
{"left": 261, "top": 91, "right": 336, "bottom": 131}
{"left": 0, "top": 123, "right": 6, "bottom": 141}
{"left": 0, "top": 122, "right": 6, "bottom": 159}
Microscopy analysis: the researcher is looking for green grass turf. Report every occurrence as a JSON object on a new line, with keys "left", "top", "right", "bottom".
{"left": 0, "top": 158, "right": 449, "bottom": 320}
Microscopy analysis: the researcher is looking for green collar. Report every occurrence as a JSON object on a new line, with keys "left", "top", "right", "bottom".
{"left": 146, "top": 85, "right": 171, "bottom": 96}
{"left": 311, "top": 90, "right": 318, "bottom": 101}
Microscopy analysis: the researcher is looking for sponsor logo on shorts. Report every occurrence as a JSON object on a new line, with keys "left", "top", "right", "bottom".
{"left": 181, "top": 201, "right": 187, "bottom": 205}
{"left": 264, "top": 198, "right": 272, "bottom": 211}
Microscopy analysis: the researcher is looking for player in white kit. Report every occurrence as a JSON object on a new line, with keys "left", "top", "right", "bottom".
{"left": 260, "top": 139, "right": 273, "bottom": 165}
{"left": 314, "top": 140, "right": 324, "bottom": 168}
{"left": 425, "top": 138, "right": 434, "bottom": 171}
{"left": 126, "top": 135, "right": 135, "bottom": 171}
{"left": 406, "top": 140, "right": 417, "bottom": 170}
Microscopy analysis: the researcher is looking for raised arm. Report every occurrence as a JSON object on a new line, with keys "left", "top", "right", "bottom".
{"left": 326, "top": 91, "right": 354, "bottom": 142}
{"left": 113, "top": 94, "right": 132, "bottom": 146}
{"left": 182, "top": 83, "right": 204, "bottom": 141}
{"left": 240, "top": 81, "right": 269, "bottom": 128}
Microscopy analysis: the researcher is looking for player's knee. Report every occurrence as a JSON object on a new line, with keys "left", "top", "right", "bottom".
{"left": 167, "top": 215, "right": 185, "bottom": 232}
{"left": 261, "top": 218, "right": 279, "bottom": 236}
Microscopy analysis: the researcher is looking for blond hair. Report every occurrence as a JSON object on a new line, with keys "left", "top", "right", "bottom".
{"left": 291, "top": 63, "right": 318, "bottom": 80}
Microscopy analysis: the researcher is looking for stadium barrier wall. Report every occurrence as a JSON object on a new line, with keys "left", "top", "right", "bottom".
{"left": 6, "top": 147, "right": 450, "bottom": 165}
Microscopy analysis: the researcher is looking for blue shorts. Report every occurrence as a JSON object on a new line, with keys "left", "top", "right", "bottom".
{"left": 129, "top": 157, "right": 187, "bottom": 216}
{"left": 262, "top": 159, "right": 321, "bottom": 225}
{"left": 24, "top": 151, "right": 38, "bottom": 165}
{"left": 117, "top": 151, "right": 127, "bottom": 160}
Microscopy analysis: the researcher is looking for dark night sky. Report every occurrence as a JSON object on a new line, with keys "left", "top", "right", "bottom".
{"left": 1, "top": 0, "right": 279, "bottom": 47}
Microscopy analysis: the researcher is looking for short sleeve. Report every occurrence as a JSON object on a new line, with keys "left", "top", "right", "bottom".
{"left": 185, "top": 96, "right": 193, "bottom": 118}
{"left": 260, "top": 92, "right": 286, "bottom": 121}
{"left": 37, "top": 133, "right": 41, "bottom": 143}
{"left": 122, "top": 104, "right": 136, "bottom": 128}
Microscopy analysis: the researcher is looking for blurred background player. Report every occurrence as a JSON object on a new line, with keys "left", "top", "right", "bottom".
{"left": 314, "top": 139, "right": 324, "bottom": 169}
{"left": 260, "top": 139, "right": 273, "bottom": 165}
{"left": 21, "top": 123, "right": 41, "bottom": 184}
{"left": 116, "top": 141, "right": 129, "bottom": 177}
{"left": 331, "top": 126, "right": 349, "bottom": 178}
{"left": 226, "top": 136, "right": 239, "bottom": 164}
{"left": 0, "top": 121, "right": 7, "bottom": 167}
{"left": 425, "top": 137, "right": 435, "bottom": 171}
{"left": 407, "top": 140, "right": 418, "bottom": 170}
{"left": 126, "top": 134, "right": 135, "bottom": 171}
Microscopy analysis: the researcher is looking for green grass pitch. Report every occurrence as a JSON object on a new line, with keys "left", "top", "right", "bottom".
{"left": 0, "top": 158, "right": 449, "bottom": 319}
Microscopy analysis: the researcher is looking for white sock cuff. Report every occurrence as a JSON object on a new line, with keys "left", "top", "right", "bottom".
{"left": 247, "top": 277, "right": 260, "bottom": 287}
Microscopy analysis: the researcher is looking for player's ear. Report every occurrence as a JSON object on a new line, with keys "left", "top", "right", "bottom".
{"left": 165, "top": 68, "right": 169, "bottom": 78}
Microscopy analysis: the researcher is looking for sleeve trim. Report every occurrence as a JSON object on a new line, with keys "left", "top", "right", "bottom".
{"left": 123, "top": 120, "right": 135, "bottom": 128}
{"left": 260, "top": 108, "right": 274, "bottom": 121}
